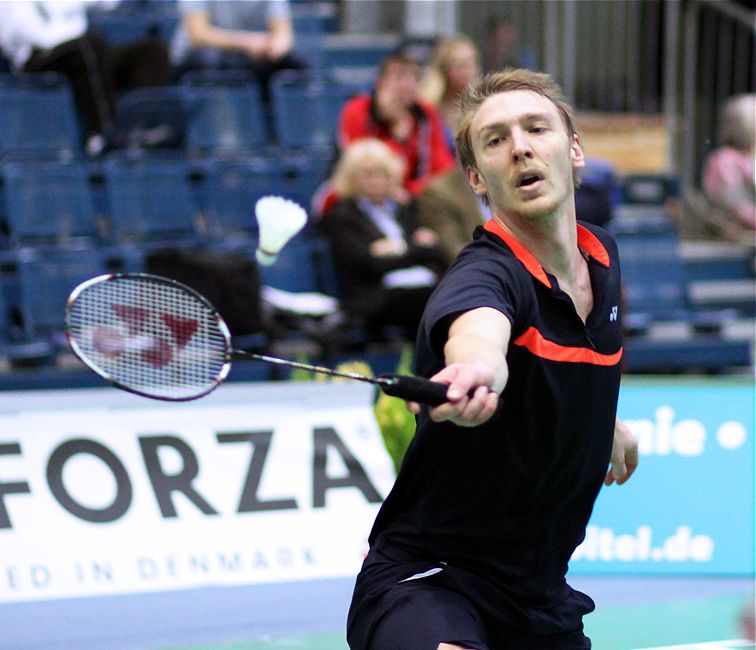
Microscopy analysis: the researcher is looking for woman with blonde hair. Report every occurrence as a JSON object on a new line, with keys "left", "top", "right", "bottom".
{"left": 419, "top": 34, "right": 481, "bottom": 152}
{"left": 701, "top": 93, "right": 755, "bottom": 236}
{"left": 319, "top": 138, "right": 447, "bottom": 339}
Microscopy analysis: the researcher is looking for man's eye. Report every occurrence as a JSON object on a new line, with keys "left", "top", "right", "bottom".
{"left": 530, "top": 126, "right": 546, "bottom": 133}
{"left": 487, "top": 137, "right": 502, "bottom": 147}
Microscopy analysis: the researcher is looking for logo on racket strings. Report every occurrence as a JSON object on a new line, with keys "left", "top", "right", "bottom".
{"left": 92, "top": 304, "right": 200, "bottom": 368}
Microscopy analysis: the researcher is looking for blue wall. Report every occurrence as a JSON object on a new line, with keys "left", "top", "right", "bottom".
{"left": 570, "top": 377, "right": 755, "bottom": 576}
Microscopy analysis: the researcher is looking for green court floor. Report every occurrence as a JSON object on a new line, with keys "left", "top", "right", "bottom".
{"left": 169, "top": 586, "right": 754, "bottom": 650}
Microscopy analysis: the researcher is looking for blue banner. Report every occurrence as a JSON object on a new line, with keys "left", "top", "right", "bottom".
{"left": 570, "top": 377, "right": 755, "bottom": 575}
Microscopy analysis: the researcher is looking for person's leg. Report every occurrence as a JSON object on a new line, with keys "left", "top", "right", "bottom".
{"left": 110, "top": 37, "right": 170, "bottom": 91}
{"left": 24, "top": 33, "right": 116, "bottom": 149}
{"left": 351, "top": 581, "right": 490, "bottom": 650}
{"left": 488, "top": 621, "right": 591, "bottom": 649}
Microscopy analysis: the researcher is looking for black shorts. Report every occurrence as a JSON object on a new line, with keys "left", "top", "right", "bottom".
{"left": 347, "top": 542, "right": 592, "bottom": 650}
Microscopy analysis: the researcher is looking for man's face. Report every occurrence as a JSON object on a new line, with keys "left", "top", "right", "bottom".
{"left": 466, "top": 90, "right": 584, "bottom": 221}
{"left": 377, "top": 61, "right": 420, "bottom": 109}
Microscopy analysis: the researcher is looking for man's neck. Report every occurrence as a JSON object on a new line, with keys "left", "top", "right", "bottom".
{"left": 493, "top": 205, "right": 580, "bottom": 280}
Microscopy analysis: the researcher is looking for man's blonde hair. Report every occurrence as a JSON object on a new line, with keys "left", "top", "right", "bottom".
{"left": 455, "top": 68, "right": 579, "bottom": 175}
{"left": 331, "top": 138, "right": 406, "bottom": 198}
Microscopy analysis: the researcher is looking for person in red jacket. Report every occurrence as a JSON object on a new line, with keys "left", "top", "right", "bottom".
{"left": 316, "top": 50, "right": 455, "bottom": 216}
{"left": 339, "top": 50, "right": 456, "bottom": 197}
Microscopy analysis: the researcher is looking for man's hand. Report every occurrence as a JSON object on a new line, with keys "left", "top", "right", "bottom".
{"left": 407, "top": 362, "right": 501, "bottom": 427}
{"left": 369, "top": 237, "right": 407, "bottom": 257}
{"left": 604, "top": 417, "right": 638, "bottom": 486}
{"left": 412, "top": 227, "right": 439, "bottom": 247}
{"left": 240, "top": 32, "right": 270, "bottom": 59}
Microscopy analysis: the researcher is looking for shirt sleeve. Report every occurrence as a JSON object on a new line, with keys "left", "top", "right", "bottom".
{"left": 337, "top": 96, "right": 370, "bottom": 150}
{"left": 421, "top": 247, "right": 526, "bottom": 360}
{"left": 0, "top": 1, "right": 87, "bottom": 66}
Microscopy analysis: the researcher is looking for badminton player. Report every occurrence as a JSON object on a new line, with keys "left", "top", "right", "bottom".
{"left": 347, "top": 68, "right": 638, "bottom": 650}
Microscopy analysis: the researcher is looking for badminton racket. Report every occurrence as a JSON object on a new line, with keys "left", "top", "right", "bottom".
{"left": 65, "top": 273, "right": 451, "bottom": 405}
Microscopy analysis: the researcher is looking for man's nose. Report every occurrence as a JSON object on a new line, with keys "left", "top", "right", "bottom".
{"left": 511, "top": 131, "right": 533, "bottom": 162}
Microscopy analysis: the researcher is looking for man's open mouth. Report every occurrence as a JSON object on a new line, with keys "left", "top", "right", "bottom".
{"left": 516, "top": 171, "right": 545, "bottom": 188}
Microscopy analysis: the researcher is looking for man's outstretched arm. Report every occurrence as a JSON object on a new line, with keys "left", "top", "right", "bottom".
{"left": 409, "top": 307, "right": 511, "bottom": 427}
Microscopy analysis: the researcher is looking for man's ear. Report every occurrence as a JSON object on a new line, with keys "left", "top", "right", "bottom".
{"left": 466, "top": 166, "right": 488, "bottom": 197}
{"left": 571, "top": 133, "right": 586, "bottom": 170}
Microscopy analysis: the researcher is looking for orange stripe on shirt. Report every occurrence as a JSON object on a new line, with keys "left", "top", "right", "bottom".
{"left": 513, "top": 326, "right": 623, "bottom": 366}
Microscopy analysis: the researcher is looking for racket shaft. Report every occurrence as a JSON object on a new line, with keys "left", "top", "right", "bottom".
{"left": 234, "top": 351, "right": 450, "bottom": 406}
{"left": 234, "top": 350, "right": 382, "bottom": 386}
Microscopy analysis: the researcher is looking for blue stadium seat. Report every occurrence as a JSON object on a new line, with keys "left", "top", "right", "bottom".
{"left": 181, "top": 73, "right": 269, "bottom": 156}
{"left": 111, "top": 86, "right": 195, "bottom": 153}
{"left": 618, "top": 173, "right": 680, "bottom": 205}
{"left": 256, "top": 227, "right": 347, "bottom": 358}
{"left": 86, "top": 3, "right": 178, "bottom": 44}
{"left": 0, "top": 278, "right": 54, "bottom": 363}
{"left": 198, "top": 157, "right": 273, "bottom": 244}
{"left": 257, "top": 228, "right": 335, "bottom": 295}
{"left": 609, "top": 218, "right": 691, "bottom": 324}
{"left": 609, "top": 219, "right": 751, "bottom": 372}
{"left": 291, "top": 11, "right": 327, "bottom": 71}
{"left": 0, "top": 160, "right": 101, "bottom": 246}
{"left": 270, "top": 71, "right": 361, "bottom": 154}
{"left": 199, "top": 154, "right": 329, "bottom": 245}
{"left": 102, "top": 154, "right": 203, "bottom": 246}
{"left": 12, "top": 246, "right": 110, "bottom": 349}
{"left": 0, "top": 73, "right": 82, "bottom": 159}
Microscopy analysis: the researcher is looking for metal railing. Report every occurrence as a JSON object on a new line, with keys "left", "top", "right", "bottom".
{"left": 456, "top": 0, "right": 755, "bottom": 195}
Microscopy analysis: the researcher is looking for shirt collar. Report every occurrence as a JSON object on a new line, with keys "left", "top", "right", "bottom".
{"left": 483, "top": 219, "right": 610, "bottom": 289}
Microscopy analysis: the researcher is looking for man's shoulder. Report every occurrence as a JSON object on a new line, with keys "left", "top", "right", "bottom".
{"left": 577, "top": 220, "right": 620, "bottom": 259}
{"left": 444, "top": 230, "right": 527, "bottom": 281}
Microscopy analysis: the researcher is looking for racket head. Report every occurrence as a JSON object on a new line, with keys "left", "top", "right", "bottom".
{"left": 65, "top": 273, "right": 233, "bottom": 401}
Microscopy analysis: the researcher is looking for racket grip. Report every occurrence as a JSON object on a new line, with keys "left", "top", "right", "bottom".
{"left": 378, "top": 373, "right": 449, "bottom": 406}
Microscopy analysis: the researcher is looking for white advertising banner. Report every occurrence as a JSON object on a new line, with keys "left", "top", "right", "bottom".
{"left": 0, "top": 381, "right": 396, "bottom": 602}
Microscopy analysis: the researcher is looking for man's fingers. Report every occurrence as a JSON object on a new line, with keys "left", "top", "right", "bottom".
{"left": 433, "top": 387, "right": 498, "bottom": 427}
{"left": 612, "top": 457, "right": 627, "bottom": 482}
{"left": 616, "top": 457, "right": 638, "bottom": 485}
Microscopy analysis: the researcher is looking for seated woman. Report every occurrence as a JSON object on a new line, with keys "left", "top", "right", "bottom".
{"left": 701, "top": 93, "right": 755, "bottom": 242}
{"left": 319, "top": 138, "right": 448, "bottom": 340}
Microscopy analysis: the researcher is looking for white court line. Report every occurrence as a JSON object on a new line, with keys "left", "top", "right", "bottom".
{"left": 636, "top": 640, "right": 754, "bottom": 650}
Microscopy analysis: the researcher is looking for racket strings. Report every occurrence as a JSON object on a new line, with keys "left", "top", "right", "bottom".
{"left": 67, "top": 276, "right": 230, "bottom": 400}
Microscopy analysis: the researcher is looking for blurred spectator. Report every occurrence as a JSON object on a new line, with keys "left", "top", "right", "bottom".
{"left": 741, "top": 597, "right": 756, "bottom": 642}
{"left": 701, "top": 93, "right": 756, "bottom": 239}
{"left": 574, "top": 158, "right": 619, "bottom": 227}
{"left": 170, "top": 0, "right": 305, "bottom": 96}
{"left": 417, "top": 165, "right": 490, "bottom": 265}
{"left": 319, "top": 139, "right": 447, "bottom": 339}
{"left": 0, "top": 0, "right": 170, "bottom": 156}
{"left": 337, "top": 49, "right": 456, "bottom": 201}
{"left": 418, "top": 34, "right": 481, "bottom": 153}
{"left": 483, "top": 15, "right": 537, "bottom": 73}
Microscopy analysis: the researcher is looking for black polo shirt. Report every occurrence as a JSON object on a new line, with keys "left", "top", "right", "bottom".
{"left": 367, "top": 219, "right": 623, "bottom": 632}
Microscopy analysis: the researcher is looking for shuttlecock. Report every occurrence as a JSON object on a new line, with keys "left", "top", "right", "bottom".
{"left": 254, "top": 196, "right": 308, "bottom": 266}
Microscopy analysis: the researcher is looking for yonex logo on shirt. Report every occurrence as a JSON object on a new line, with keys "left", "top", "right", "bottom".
{"left": 610, "top": 306, "right": 618, "bottom": 322}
